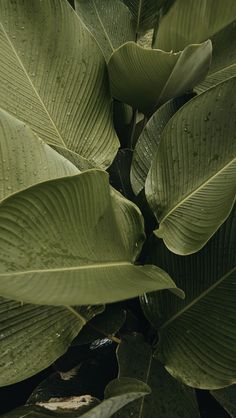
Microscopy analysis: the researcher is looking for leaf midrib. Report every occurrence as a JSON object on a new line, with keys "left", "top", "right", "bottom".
{"left": 160, "top": 267, "right": 236, "bottom": 330}
{"left": 159, "top": 156, "right": 236, "bottom": 223}
{"left": 0, "top": 261, "right": 132, "bottom": 276}
{"left": 0, "top": 22, "right": 66, "bottom": 148}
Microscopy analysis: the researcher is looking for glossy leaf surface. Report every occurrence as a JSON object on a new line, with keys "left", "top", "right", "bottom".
{"left": 0, "top": 0, "right": 119, "bottom": 168}
{"left": 146, "top": 77, "right": 236, "bottom": 255}
{"left": 0, "top": 170, "right": 180, "bottom": 306}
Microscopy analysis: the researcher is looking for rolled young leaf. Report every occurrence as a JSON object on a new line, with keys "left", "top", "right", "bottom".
{"left": 0, "top": 297, "right": 103, "bottom": 386}
{"left": 145, "top": 76, "right": 236, "bottom": 255}
{"left": 0, "top": 0, "right": 119, "bottom": 168}
{"left": 75, "top": 0, "right": 135, "bottom": 62}
{"left": 141, "top": 207, "right": 236, "bottom": 389}
{"left": 0, "top": 170, "right": 182, "bottom": 306}
{"left": 108, "top": 41, "right": 212, "bottom": 114}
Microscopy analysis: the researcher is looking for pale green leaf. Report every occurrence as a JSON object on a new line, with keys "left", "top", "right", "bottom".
{"left": 113, "top": 334, "right": 200, "bottom": 418}
{"left": 0, "top": 297, "right": 103, "bottom": 386}
{"left": 0, "top": 170, "right": 181, "bottom": 306}
{"left": 0, "top": 0, "right": 119, "bottom": 168}
{"left": 75, "top": 0, "right": 135, "bottom": 62}
{"left": 141, "top": 208, "right": 236, "bottom": 389}
{"left": 155, "top": 0, "right": 236, "bottom": 51}
{"left": 3, "top": 378, "right": 150, "bottom": 418}
{"left": 0, "top": 108, "right": 79, "bottom": 202}
{"left": 211, "top": 385, "right": 236, "bottom": 418}
{"left": 108, "top": 41, "right": 212, "bottom": 114}
{"left": 146, "top": 76, "right": 236, "bottom": 255}
{"left": 130, "top": 95, "right": 191, "bottom": 195}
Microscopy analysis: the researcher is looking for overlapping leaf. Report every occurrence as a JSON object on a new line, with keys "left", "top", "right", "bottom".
{"left": 113, "top": 335, "right": 200, "bottom": 417}
{"left": 3, "top": 378, "right": 150, "bottom": 418}
{"left": 141, "top": 208, "right": 236, "bottom": 389}
{"left": 196, "top": 20, "right": 236, "bottom": 94}
{"left": 0, "top": 0, "right": 119, "bottom": 168}
{"left": 155, "top": 0, "right": 236, "bottom": 51}
{"left": 108, "top": 41, "right": 212, "bottom": 114}
{"left": 130, "top": 95, "right": 191, "bottom": 195}
{"left": 146, "top": 76, "right": 236, "bottom": 255}
{"left": 123, "top": 0, "right": 164, "bottom": 33}
{"left": 73, "top": 305, "right": 126, "bottom": 345}
{"left": 0, "top": 297, "right": 103, "bottom": 386}
{"left": 0, "top": 108, "right": 79, "bottom": 202}
{"left": 75, "top": 0, "right": 135, "bottom": 62}
{"left": 0, "top": 170, "right": 181, "bottom": 306}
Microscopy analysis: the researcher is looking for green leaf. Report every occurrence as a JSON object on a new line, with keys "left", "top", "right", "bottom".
{"left": 0, "top": 297, "right": 103, "bottom": 386}
{"left": 0, "top": 0, "right": 119, "bottom": 168}
{"left": 145, "top": 76, "right": 236, "bottom": 255}
{"left": 211, "top": 385, "right": 236, "bottom": 418}
{"left": 0, "top": 170, "right": 181, "bottom": 306}
{"left": 75, "top": 0, "right": 135, "bottom": 62}
{"left": 113, "top": 334, "right": 200, "bottom": 417}
{"left": 72, "top": 305, "right": 126, "bottom": 345}
{"left": 108, "top": 41, "right": 212, "bottom": 114}
{"left": 196, "top": 20, "right": 236, "bottom": 94}
{"left": 3, "top": 378, "right": 150, "bottom": 418}
{"left": 141, "top": 208, "right": 236, "bottom": 389}
{"left": 123, "top": 0, "right": 163, "bottom": 33}
{"left": 0, "top": 109, "right": 80, "bottom": 202}
{"left": 130, "top": 95, "right": 192, "bottom": 195}
{"left": 155, "top": 0, "right": 236, "bottom": 52}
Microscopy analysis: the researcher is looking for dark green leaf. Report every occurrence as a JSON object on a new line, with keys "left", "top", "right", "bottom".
{"left": 141, "top": 208, "right": 236, "bottom": 388}
{"left": 113, "top": 334, "right": 200, "bottom": 417}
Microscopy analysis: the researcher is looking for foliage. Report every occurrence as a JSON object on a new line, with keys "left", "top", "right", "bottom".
{"left": 0, "top": 0, "right": 235, "bottom": 417}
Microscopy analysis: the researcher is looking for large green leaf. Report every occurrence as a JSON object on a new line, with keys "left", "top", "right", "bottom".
{"left": 141, "top": 208, "right": 236, "bottom": 389}
{"left": 145, "top": 76, "right": 236, "bottom": 255}
{"left": 0, "top": 0, "right": 119, "bottom": 168}
{"left": 0, "top": 109, "right": 79, "bottom": 202}
{"left": 0, "top": 170, "right": 182, "bottom": 306}
{"left": 155, "top": 0, "right": 236, "bottom": 51}
{"left": 113, "top": 334, "right": 200, "bottom": 417}
{"left": 211, "top": 385, "right": 236, "bottom": 418}
{"left": 108, "top": 41, "right": 212, "bottom": 114}
{"left": 75, "top": 0, "right": 135, "bottom": 62}
{"left": 2, "top": 378, "right": 150, "bottom": 418}
{"left": 0, "top": 297, "right": 103, "bottom": 386}
{"left": 196, "top": 20, "right": 236, "bottom": 94}
{"left": 130, "top": 95, "right": 191, "bottom": 195}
